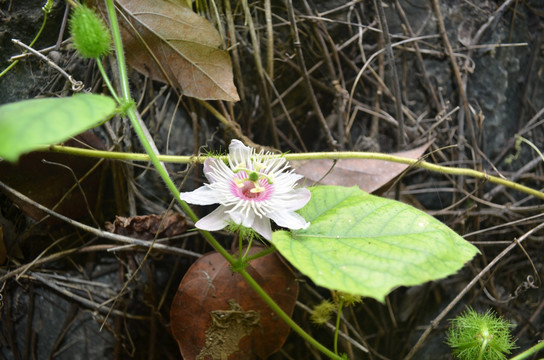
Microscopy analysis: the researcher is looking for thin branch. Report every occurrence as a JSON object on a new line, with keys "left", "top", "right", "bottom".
{"left": 430, "top": 0, "right": 478, "bottom": 167}
{"left": 404, "top": 221, "right": 544, "bottom": 360}
{"left": 373, "top": 0, "right": 405, "bottom": 149}
{"left": 285, "top": 0, "right": 338, "bottom": 149}
{"left": 0, "top": 180, "right": 201, "bottom": 259}
{"left": 11, "top": 39, "right": 84, "bottom": 91}
{"left": 393, "top": 0, "right": 441, "bottom": 112}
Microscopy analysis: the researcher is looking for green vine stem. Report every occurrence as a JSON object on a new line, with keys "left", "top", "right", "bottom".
{"left": 505, "top": 135, "right": 544, "bottom": 165}
{"left": 238, "top": 269, "right": 343, "bottom": 359}
{"left": 334, "top": 297, "right": 344, "bottom": 355}
{"left": 0, "top": 0, "right": 54, "bottom": 78}
{"left": 509, "top": 340, "right": 544, "bottom": 360}
{"left": 42, "top": 145, "right": 544, "bottom": 201}
{"left": 102, "top": 1, "right": 343, "bottom": 359}
{"left": 103, "top": 0, "right": 232, "bottom": 262}
{"left": 95, "top": 58, "right": 121, "bottom": 104}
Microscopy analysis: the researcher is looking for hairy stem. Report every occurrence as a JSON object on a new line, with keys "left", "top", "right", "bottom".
{"left": 510, "top": 340, "right": 544, "bottom": 360}
{"left": 44, "top": 145, "right": 544, "bottom": 201}
{"left": 103, "top": 1, "right": 342, "bottom": 358}
{"left": 334, "top": 297, "right": 344, "bottom": 355}
{"left": 104, "top": 0, "right": 234, "bottom": 262}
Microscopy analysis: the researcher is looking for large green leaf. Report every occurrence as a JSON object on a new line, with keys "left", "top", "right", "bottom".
{"left": 273, "top": 186, "right": 479, "bottom": 302}
{"left": 0, "top": 94, "right": 115, "bottom": 162}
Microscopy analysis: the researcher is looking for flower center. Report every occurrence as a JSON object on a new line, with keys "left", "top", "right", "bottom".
{"left": 231, "top": 171, "right": 273, "bottom": 202}
{"left": 240, "top": 181, "right": 262, "bottom": 199}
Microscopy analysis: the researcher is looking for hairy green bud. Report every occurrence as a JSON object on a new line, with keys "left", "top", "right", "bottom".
{"left": 446, "top": 308, "right": 517, "bottom": 360}
{"left": 69, "top": 5, "right": 112, "bottom": 59}
{"left": 226, "top": 221, "right": 260, "bottom": 241}
{"left": 310, "top": 300, "right": 336, "bottom": 326}
{"left": 335, "top": 291, "right": 362, "bottom": 307}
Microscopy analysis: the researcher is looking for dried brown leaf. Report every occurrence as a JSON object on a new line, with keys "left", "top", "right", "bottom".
{"left": 292, "top": 143, "right": 431, "bottom": 193}
{"left": 170, "top": 246, "right": 298, "bottom": 359}
{"left": 107, "top": 0, "right": 239, "bottom": 101}
{"left": 105, "top": 212, "right": 187, "bottom": 240}
{"left": 0, "top": 132, "right": 106, "bottom": 224}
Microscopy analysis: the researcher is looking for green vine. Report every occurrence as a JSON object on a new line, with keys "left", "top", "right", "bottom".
{"left": 0, "top": 0, "right": 54, "bottom": 78}
{"left": 42, "top": 145, "right": 544, "bottom": 201}
{"left": 100, "top": 1, "right": 344, "bottom": 359}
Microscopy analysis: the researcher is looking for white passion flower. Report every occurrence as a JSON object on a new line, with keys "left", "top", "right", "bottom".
{"left": 180, "top": 140, "right": 311, "bottom": 240}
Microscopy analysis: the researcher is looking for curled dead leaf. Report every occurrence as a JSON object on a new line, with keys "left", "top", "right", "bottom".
{"left": 105, "top": 212, "right": 187, "bottom": 240}
{"left": 170, "top": 246, "right": 298, "bottom": 359}
{"left": 292, "top": 142, "right": 431, "bottom": 193}
{"left": 99, "top": 0, "right": 239, "bottom": 102}
{"left": 0, "top": 132, "right": 106, "bottom": 224}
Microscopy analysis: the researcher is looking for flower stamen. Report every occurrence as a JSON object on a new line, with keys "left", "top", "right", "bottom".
{"left": 250, "top": 186, "right": 265, "bottom": 193}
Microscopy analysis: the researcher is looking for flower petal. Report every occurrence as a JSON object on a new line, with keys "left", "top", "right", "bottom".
{"left": 204, "top": 158, "right": 234, "bottom": 184}
{"left": 289, "top": 188, "right": 311, "bottom": 209}
{"left": 179, "top": 185, "right": 219, "bottom": 205}
{"left": 273, "top": 188, "right": 311, "bottom": 211}
{"left": 228, "top": 140, "right": 251, "bottom": 168}
{"left": 194, "top": 205, "right": 230, "bottom": 231}
{"left": 252, "top": 216, "right": 272, "bottom": 240}
{"left": 203, "top": 158, "right": 219, "bottom": 183}
{"left": 274, "top": 172, "right": 304, "bottom": 188}
{"left": 228, "top": 209, "right": 255, "bottom": 228}
{"left": 268, "top": 210, "right": 310, "bottom": 230}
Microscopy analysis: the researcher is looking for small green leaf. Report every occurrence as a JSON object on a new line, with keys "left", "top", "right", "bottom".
{"left": 273, "top": 186, "right": 479, "bottom": 302}
{"left": 0, "top": 94, "right": 116, "bottom": 162}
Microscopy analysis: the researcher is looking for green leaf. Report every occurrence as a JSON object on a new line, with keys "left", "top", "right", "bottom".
{"left": 273, "top": 186, "right": 479, "bottom": 302}
{"left": 0, "top": 94, "right": 115, "bottom": 162}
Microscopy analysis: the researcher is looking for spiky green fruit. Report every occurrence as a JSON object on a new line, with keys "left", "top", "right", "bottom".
{"left": 447, "top": 308, "right": 517, "bottom": 360}
{"left": 69, "top": 5, "right": 112, "bottom": 59}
